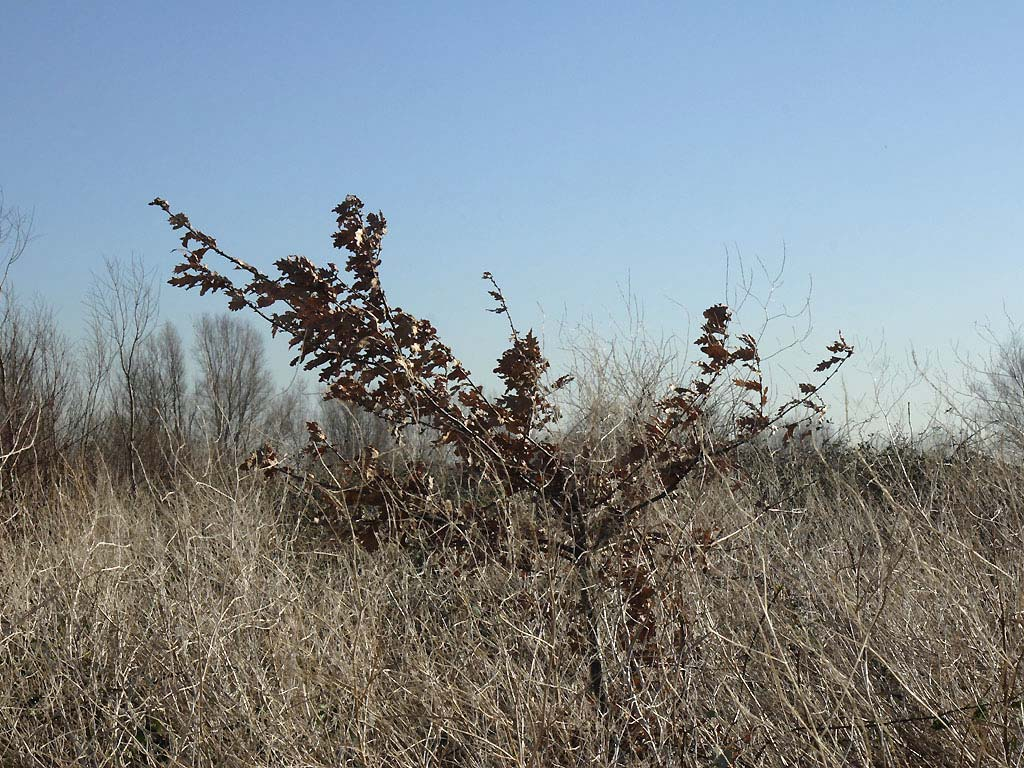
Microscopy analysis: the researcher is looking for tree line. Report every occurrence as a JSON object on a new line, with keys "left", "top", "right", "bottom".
{"left": 0, "top": 198, "right": 393, "bottom": 494}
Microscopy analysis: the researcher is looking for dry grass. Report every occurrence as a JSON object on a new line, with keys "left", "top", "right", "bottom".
{"left": 2, "top": 447, "right": 1024, "bottom": 766}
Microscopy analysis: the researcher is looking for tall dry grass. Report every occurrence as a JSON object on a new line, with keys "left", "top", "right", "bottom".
{"left": 2, "top": 442, "right": 1023, "bottom": 767}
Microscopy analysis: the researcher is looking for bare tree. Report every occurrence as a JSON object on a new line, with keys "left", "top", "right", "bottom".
{"left": 136, "top": 321, "right": 191, "bottom": 479}
{"left": 261, "top": 378, "right": 312, "bottom": 458}
{"left": 970, "top": 325, "right": 1024, "bottom": 452}
{"left": 0, "top": 287, "right": 83, "bottom": 491}
{"left": 73, "top": 320, "right": 114, "bottom": 453}
{"left": 0, "top": 196, "right": 70, "bottom": 492}
{"left": 0, "top": 292, "right": 44, "bottom": 490}
{"left": 0, "top": 196, "right": 34, "bottom": 489}
{"left": 86, "top": 256, "right": 158, "bottom": 494}
{"left": 193, "top": 313, "right": 271, "bottom": 453}
{"left": 0, "top": 192, "right": 33, "bottom": 295}
{"left": 318, "top": 398, "right": 395, "bottom": 457}
{"left": 0, "top": 195, "right": 115, "bottom": 492}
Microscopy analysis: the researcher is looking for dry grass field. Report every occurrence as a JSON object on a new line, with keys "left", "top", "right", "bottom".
{"left": 3, "top": 444, "right": 1023, "bottom": 767}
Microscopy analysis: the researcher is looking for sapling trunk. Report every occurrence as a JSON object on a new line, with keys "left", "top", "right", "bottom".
{"left": 568, "top": 498, "right": 609, "bottom": 717}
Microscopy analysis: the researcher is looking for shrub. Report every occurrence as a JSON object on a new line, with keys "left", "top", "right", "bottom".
{"left": 151, "top": 194, "right": 853, "bottom": 754}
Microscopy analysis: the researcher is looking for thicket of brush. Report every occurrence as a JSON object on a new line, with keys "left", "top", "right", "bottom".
{"left": 3, "top": 195, "right": 1024, "bottom": 766}
{"left": 4, "top": 440, "right": 1024, "bottom": 766}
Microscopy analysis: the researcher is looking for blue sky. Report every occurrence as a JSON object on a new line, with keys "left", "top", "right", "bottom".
{"left": 2, "top": 3, "right": 1023, "bottom": 425}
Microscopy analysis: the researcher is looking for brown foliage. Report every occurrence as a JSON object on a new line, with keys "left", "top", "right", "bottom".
{"left": 151, "top": 195, "right": 851, "bottom": 532}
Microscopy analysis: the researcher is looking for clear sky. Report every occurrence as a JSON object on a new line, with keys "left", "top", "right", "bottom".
{"left": 2, "top": 3, "right": 1023, "bottom": 428}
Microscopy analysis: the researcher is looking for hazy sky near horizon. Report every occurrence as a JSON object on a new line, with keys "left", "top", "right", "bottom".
{"left": 3, "top": 3, "right": 1023, "bottom": 425}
